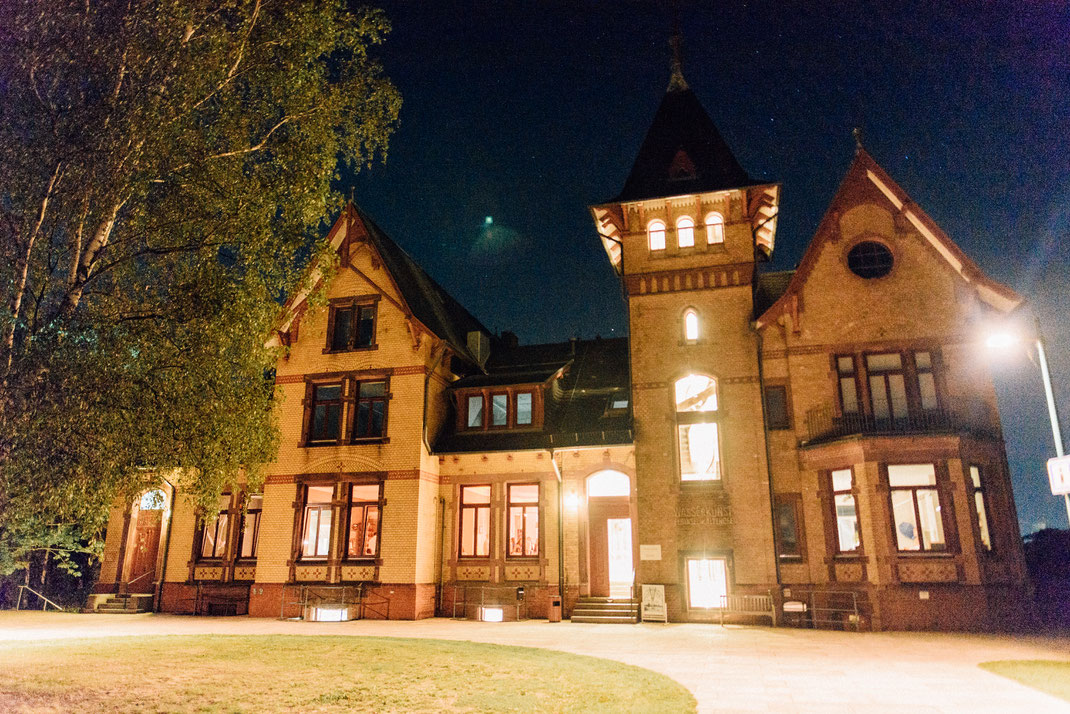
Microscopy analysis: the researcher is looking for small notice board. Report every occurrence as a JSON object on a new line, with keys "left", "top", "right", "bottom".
{"left": 641, "top": 584, "right": 667, "bottom": 623}
{"left": 1049, "top": 455, "right": 1070, "bottom": 496}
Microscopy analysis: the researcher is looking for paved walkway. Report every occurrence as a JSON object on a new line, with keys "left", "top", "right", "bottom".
{"left": 1, "top": 612, "right": 1069, "bottom": 713}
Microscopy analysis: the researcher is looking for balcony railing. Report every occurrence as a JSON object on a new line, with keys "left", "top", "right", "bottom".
{"left": 802, "top": 404, "right": 997, "bottom": 445}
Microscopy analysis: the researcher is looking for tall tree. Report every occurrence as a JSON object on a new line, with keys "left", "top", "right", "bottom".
{"left": 0, "top": 0, "right": 400, "bottom": 580}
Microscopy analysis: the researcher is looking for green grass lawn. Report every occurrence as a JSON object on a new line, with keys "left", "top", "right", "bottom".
{"left": 980, "top": 660, "right": 1070, "bottom": 703}
{"left": 0, "top": 634, "right": 696, "bottom": 713}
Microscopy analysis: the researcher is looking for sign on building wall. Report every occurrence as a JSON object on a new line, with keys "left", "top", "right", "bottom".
{"left": 1048, "top": 455, "right": 1070, "bottom": 495}
{"left": 641, "top": 584, "right": 667, "bottom": 622}
{"left": 639, "top": 544, "right": 662, "bottom": 561}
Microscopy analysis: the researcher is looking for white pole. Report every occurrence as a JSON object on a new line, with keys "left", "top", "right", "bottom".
{"left": 1035, "top": 329, "right": 1070, "bottom": 525}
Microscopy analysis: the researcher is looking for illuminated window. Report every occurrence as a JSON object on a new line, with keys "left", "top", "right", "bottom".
{"left": 675, "top": 375, "right": 720, "bottom": 481}
{"left": 969, "top": 465, "right": 993, "bottom": 551}
{"left": 888, "top": 464, "right": 945, "bottom": 552}
{"left": 238, "top": 495, "right": 262, "bottom": 559}
{"left": 648, "top": 219, "right": 666, "bottom": 251}
{"left": 676, "top": 216, "right": 695, "bottom": 248}
{"left": 347, "top": 484, "right": 381, "bottom": 559}
{"left": 831, "top": 468, "right": 860, "bottom": 552}
{"left": 507, "top": 484, "right": 539, "bottom": 557}
{"left": 704, "top": 212, "right": 725, "bottom": 244}
{"left": 301, "top": 486, "right": 334, "bottom": 559}
{"left": 200, "top": 495, "right": 231, "bottom": 559}
{"left": 587, "top": 470, "right": 630, "bottom": 498}
{"left": 683, "top": 309, "right": 699, "bottom": 342}
{"left": 686, "top": 558, "right": 728, "bottom": 608}
{"left": 459, "top": 485, "right": 491, "bottom": 557}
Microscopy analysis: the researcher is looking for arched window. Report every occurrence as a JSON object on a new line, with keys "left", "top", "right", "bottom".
{"left": 587, "top": 469, "right": 630, "bottom": 498}
{"left": 647, "top": 219, "right": 666, "bottom": 251}
{"left": 705, "top": 212, "right": 725, "bottom": 245}
{"left": 683, "top": 309, "right": 700, "bottom": 342}
{"left": 675, "top": 375, "right": 720, "bottom": 481}
{"left": 676, "top": 216, "right": 695, "bottom": 248}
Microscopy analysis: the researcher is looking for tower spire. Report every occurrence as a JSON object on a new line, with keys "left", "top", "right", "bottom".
{"left": 668, "top": 24, "right": 688, "bottom": 92}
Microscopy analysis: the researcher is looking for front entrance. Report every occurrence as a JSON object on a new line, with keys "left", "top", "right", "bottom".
{"left": 586, "top": 470, "right": 634, "bottom": 598}
{"left": 125, "top": 490, "right": 165, "bottom": 593}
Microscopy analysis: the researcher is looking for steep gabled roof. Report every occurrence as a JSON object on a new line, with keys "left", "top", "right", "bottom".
{"left": 614, "top": 86, "right": 759, "bottom": 203}
{"left": 269, "top": 203, "right": 489, "bottom": 365}
{"left": 756, "top": 149, "right": 1022, "bottom": 329}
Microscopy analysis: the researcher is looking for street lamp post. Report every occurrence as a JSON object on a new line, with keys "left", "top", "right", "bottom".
{"left": 989, "top": 318, "right": 1069, "bottom": 526}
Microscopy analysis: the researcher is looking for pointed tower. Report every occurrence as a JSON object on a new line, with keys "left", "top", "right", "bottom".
{"left": 589, "top": 37, "right": 781, "bottom": 620}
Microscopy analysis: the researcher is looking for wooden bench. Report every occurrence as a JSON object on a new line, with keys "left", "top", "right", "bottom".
{"left": 719, "top": 592, "right": 776, "bottom": 626}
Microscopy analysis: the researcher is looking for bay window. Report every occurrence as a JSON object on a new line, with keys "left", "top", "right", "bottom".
{"left": 970, "top": 465, "right": 993, "bottom": 551}
{"left": 887, "top": 464, "right": 946, "bottom": 552}
{"left": 831, "top": 468, "right": 861, "bottom": 553}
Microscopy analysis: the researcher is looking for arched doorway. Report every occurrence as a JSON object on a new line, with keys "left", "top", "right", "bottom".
{"left": 124, "top": 489, "right": 167, "bottom": 593}
{"left": 585, "top": 470, "right": 633, "bottom": 598}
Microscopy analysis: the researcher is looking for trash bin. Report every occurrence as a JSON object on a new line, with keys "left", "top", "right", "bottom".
{"left": 548, "top": 595, "right": 562, "bottom": 623}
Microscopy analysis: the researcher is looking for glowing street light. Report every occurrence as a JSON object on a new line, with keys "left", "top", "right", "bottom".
{"left": 987, "top": 318, "right": 1069, "bottom": 525}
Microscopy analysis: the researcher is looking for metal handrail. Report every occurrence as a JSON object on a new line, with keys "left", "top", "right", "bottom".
{"left": 124, "top": 570, "right": 155, "bottom": 590}
{"left": 15, "top": 585, "right": 62, "bottom": 611}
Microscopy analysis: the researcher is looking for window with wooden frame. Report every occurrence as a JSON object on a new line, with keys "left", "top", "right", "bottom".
{"left": 764, "top": 385, "right": 791, "bottom": 430}
{"left": 237, "top": 494, "right": 262, "bottom": 560}
{"left": 351, "top": 379, "right": 388, "bottom": 440}
{"left": 462, "top": 389, "right": 539, "bottom": 430}
{"left": 887, "top": 464, "right": 946, "bottom": 553}
{"left": 830, "top": 468, "right": 861, "bottom": 553}
{"left": 515, "top": 391, "right": 534, "bottom": 425}
{"left": 490, "top": 393, "right": 509, "bottom": 428}
{"left": 506, "top": 484, "right": 539, "bottom": 557}
{"left": 914, "top": 351, "right": 940, "bottom": 411}
{"left": 969, "top": 465, "right": 993, "bottom": 551}
{"left": 674, "top": 375, "right": 721, "bottom": 482}
{"left": 866, "top": 353, "right": 909, "bottom": 422}
{"left": 835, "top": 355, "right": 860, "bottom": 415}
{"left": 774, "top": 495, "right": 803, "bottom": 560}
{"left": 300, "top": 486, "right": 334, "bottom": 560}
{"left": 676, "top": 215, "right": 695, "bottom": 248}
{"left": 200, "top": 495, "right": 231, "bottom": 559}
{"left": 704, "top": 212, "right": 725, "bottom": 244}
{"left": 326, "top": 297, "right": 378, "bottom": 352}
{"left": 346, "top": 484, "right": 381, "bottom": 560}
{"left": 459, "top": 485, "right": 491, "bottom": 558}
{"left": 466, "top": 394, "right": 484, "bottom": 429}
{"left": 306, "top": 382, "right": 344, "bottom": 445}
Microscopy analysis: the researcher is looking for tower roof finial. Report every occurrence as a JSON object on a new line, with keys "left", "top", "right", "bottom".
{"left": 668, "top": 23, "right": 688, "bottom": 92}
{"left": 852, "top": 127, "right": 865, "bottom": 154}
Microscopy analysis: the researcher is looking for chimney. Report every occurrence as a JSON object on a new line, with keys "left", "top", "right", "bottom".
{"left": 500, "top": 331, "right": 519, "bottom": 350}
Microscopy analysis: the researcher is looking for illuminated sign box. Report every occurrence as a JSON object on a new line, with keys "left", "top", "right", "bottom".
{"left": 480, "top": 607, "right": 504, "bottom": 622}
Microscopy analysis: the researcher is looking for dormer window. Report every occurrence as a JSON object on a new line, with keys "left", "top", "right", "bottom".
{"left": 462, "top": 389, "right": 539, "bottom": 430}
{"left": 705, "top": 212, "right": 725, "bottom": 244}
{"left": 648, "top": 219, "right": 666, "bottom": 251}
{"left": 683, "top": 309, "right": 700, "bottom": 342}
{"left": 326, "top": 296, "right": 379, "bottom": 352}
{"left": 516, "top": 392, "right": 533, "bottom": 425}
{"left": 677, "top": 216, "right": 695, "bottom": 248}
{"left": 467, "top": 395, "right": 484, "bottom": 428}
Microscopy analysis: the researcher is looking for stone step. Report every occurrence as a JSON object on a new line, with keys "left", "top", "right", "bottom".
{"left": 570, "top": 614, "right": 638, "bottom": 624}
{"left": 571, "top": 606, "right": 639, "bottom": 616}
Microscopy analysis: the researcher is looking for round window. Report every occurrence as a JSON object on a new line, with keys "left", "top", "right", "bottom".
{"left": 846, "top": 241, "right": 894, "bottom": 279}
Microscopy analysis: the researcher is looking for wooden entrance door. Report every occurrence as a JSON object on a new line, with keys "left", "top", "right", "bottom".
{"left": 128, "top": 509, "right": 162, "bottom": 593}
{"left": 588, "top": 498, "right": 630, "bottom": 597}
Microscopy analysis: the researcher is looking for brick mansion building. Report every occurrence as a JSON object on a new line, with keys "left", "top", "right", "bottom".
{"left": 92, "top": 57, "right": 1031, "bottom": 631}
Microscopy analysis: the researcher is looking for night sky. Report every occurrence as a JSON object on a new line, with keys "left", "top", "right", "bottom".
{"left": 346, "top": 1, "right": 1069, "bottom": 534}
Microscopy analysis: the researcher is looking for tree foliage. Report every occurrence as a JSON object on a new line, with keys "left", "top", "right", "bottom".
{"left": 0, "top": 0, "right": 400, "bottom": 577}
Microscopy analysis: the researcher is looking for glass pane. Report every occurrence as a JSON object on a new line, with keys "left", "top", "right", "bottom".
{"left": 915, "top": 351, "right": 932, "bottom": 369}
{"left": 837, "top": 356, "right": 854, "bottom": 374}
{"left": 348, "top": 507, "right": 365, "bottom": 556}
{"left": 356, "top": 306, "right": 375, "bottom": 346}
{"left": 492, "top": 394, "right": 508, "bottom": 426}
{"left": 331, "top": 307, "right": 353, "bottom": 350}
{"left": 368, "top": 401, "right": 384, "bottom": 436}
{"left": 360, "top": 381, "right": 386, "bottom": 397}
{"left": 508, "top": 507, "right": 524, "bottom": 556}
{"left": 316, "top": 509, "right": 332, "bottom": 556}
{"left": 525, "top": 507, "right": 538, "bottom": 556}
{"left": 509, "top": 484, "right": 539, "bottom": 504}
{"left": 240, "top": 513, "right": 258, "bottom": 558}
{"left": 684, "top": 311, "right": 699, "bottom": 341}
{"left": 866, "top": 353, "right": 902, "bottom": 371}
{"left": 302, "top": 509, "right": 320, "bottom": 557}
{"left": 325, "top": 404, "right": 341, "bottom": 439}
{"left": 460, "top": 510, "right": 475, "bottom": 557}
{"left": 776, "top": 501, "right": 799, "bottom": 555}
{"left": 352, "top": 484, "right": 379, "bottom": 501}
{"left": 891, "top": 491, "right": 920, "bottom": 551}
{"left": 677, "top": 218, "right": 694, "bottom": 248}
{"left": 918, "top": 372, "right": 937, "bottom": 410}
{"left": 840, "top": 378, "right": 858, "bottom": 414}
{"left": 969, "top": 465, "right": 982, "bottom": 489}
{"left": 212, "top": 513, "right": 227, "bottom": 556}
{"left": 476, "top": 507, "right": 490, "bottom": 556}
{"left": 648, "top": 221, "right": 666, "bottom": 250}
{"left": 975, "top": 492, "right": 992, "bottom": 550}
{"left": 587, "top": 470, "right": 630, "bottom": 497}
{"left": 201, "top": 520, "right": 216, "bottom": 558}
{"left": 247, "top": 495, "right": 263, "bottom": 510}
{"left": 687, "top": 559, "right": 728, "bottom": 609}
{"left": 516, "top": 393, "right": 533, "bottom": 425}
{"left": 679, "top": 423, "right": 720, "bottom": 480}
{"left": 467, "top": 396, "right": 483, "bottom": 427}
{"left": 831, "top": 468, "right": 853, "bottom": 492}
{"left": 675, "top": 374, "right": 718, "bottom": 412}
{"left": 869, "top": 376, "right": 890, "bottom": 419}
{"left": 834, "top": 494, "right": 860, "bottom": 551}
{"left": 462, "top": 485, "right": 491, "bottom": 504}
{"left": 916, "top": 489, "right": 945, "bottom": 550}
{"left": 363, "top": 506, "right": 379, "bottom": 556}
{"left": 888, "top": 374, "right": 908, "bottom": 419}
{"left": 316, "top": 385, "right": 341, "bottom": 401}
{"left": 307, "top": 486, "right": 333, "bottom": 504}
{"left": 888, "top": 464, "right": 936, "bottom": 487}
